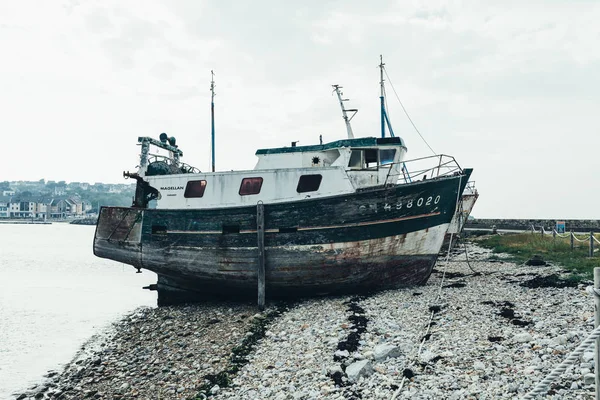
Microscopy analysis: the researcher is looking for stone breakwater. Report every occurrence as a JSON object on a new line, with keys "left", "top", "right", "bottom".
{"left": 15, "top": 244, "right": 596, "bottom": 399}
{"left": 466, "top": 219, "right": 600, "bottom": 232}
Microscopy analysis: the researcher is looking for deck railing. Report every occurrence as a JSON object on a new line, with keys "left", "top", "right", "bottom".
{"left": 384, "top": 154, "right": 463, "bottom": 186}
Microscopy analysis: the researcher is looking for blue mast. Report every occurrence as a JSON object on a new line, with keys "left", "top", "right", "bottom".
{"left": 379, "top": 55, "right": 395, "bottom": 138}
{"left": 210, "top": 70, "right": 216, "bottom": 172}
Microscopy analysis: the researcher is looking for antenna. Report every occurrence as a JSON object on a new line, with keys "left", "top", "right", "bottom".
{"left": 332, "top": 85, "right": 358, "bottom": 139}
{"left": 210, "top": 70, "right": 216, "bottom": 172}
{"left": 378, "top": 55, "right": 395, "bottom": 138}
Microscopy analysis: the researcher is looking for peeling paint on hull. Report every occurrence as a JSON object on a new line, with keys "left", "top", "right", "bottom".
{"left": 94, "top": 172, "right": 470, "bottom": 303}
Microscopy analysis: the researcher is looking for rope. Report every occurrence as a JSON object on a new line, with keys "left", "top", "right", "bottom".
{"left": 383, "top": 68, "right": 436, "bottom": 155}
{"left": 593, "top": 235, "right": 600, "bottom": 245}
{"left": 554, "top": 231, "right": 570, "bottom": 238}
{"left": 391, "top": 174, "right": 463, "bottom": 399}
{"left": 573, "top": 234, "right": 589, "bottom": 243}
{"left": 522, "top": 323, "right": 600, "bottom": 399}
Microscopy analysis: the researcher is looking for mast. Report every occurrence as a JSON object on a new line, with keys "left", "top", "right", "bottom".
{"left": 379, "top": 55, "right": 395, "bottom": 138}
{"left": 332, "top": 85, "right": 358, "bottom": 139}
{"left": 210, "top": 70, "right": 216, "bottom": 172}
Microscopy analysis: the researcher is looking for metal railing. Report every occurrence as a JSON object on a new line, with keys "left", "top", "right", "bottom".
{"left": 384, "top": 154, "right": 463, "bottom": 186}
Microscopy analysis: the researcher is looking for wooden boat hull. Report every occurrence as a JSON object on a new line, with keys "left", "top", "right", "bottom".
{"left": 94, "top": 170, "right": 471, "bottom": 304}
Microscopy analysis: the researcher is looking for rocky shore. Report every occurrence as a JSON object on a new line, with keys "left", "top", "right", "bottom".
{"left": 15, "top": 243, "right": 596, "bottom": 399}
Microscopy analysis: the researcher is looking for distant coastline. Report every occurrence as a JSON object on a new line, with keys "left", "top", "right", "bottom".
{"left": 69, "top": 218, "right": 98, "bottom": 226}
{"left": 0, "top": 219, "right": 52, "bottom": 225}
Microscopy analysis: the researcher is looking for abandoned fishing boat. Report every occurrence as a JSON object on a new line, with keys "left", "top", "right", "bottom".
{"left": 93, "top": 60, "right": 473, "bottom": 305}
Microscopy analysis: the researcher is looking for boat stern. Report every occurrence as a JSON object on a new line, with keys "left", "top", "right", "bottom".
{"left": 93, "top": 207, "right": 144, "bottom": 269}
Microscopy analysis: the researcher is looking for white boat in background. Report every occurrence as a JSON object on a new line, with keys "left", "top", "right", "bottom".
{"left": 443, "top": 181, "right": 479, "bottom": 250}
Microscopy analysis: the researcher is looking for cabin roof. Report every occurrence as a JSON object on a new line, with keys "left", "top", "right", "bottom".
{"left": 255, "top": 136, "right": 404, "bottom": 155}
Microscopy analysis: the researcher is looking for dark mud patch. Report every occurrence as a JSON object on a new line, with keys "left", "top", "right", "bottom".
{"left": 520, "top": 274, "right": 579, "bottom": 289}
{"left": 488, "top": 336, "right": 504, "bottom": 342}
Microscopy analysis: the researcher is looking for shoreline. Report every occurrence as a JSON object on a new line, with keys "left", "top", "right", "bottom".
{"left": 14, "top": 243, "right": 597, "bottom": 399}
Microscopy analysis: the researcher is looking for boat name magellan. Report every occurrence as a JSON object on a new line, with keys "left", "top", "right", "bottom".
{"left": 160, "top": 186, "right": 184, "bottom": 191}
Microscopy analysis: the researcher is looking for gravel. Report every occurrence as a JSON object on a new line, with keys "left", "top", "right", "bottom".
{"left": 14, "top": 243, "right": 597, "bottom": 399}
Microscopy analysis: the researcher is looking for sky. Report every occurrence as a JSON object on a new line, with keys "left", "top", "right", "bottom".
{"left": 0, "top": 0, "right": 598, "bottom": 219}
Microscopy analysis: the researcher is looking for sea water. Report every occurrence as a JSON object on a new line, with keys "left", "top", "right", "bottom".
{"left": 0, "top": 223, "right": 157, "bottom": 399}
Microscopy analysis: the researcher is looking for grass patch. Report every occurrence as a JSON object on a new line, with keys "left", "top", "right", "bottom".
{"left": 476, "top": 233, "right": 600, "bottom": 279}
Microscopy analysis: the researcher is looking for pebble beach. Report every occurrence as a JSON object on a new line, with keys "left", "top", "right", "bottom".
{"left": 15, "top": 243, "right": 596, "bottom": 400}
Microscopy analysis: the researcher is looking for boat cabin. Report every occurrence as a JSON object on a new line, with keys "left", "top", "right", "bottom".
{"left": 132, "top": 135, "right": 408, "bottom": 209}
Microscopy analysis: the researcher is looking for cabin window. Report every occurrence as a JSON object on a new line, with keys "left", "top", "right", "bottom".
{"left": 365, "top": 149, "right": 378, "bottom": 169}
{"left": 239, "top": 177, "right": 263, "bottom": 195}
{"left": 380, "top": 149, "right": 396, "bottom": 165}
{"left": 184, "top": 180, "right": 207, "bottom": 198}
{"left": 348, "top": 149, "right": 379, "bottom": 170}
{"left": 349, "top": 150, "right": 362, "bottom": 169}
{"left": 296, "top": 174, "right": 322, "bottom": 193}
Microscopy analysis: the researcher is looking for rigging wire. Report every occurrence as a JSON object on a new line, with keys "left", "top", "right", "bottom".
{"left": 383, "top": 67, "right": 436, "bottom": 155}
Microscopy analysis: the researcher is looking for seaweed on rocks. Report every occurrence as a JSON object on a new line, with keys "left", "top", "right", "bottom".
{"left": 329, "top": 296, "right": 370, "bottom": 392}
{"left": 482, "top": 300, "right": 532, "bottom": 327}
{"left": 443, "top": 282, "right": 467, "bottom": 288}
{"left": 441, "top": 272, "right": 466, "bottom": 279}
{"left": 335, "top": 298, "right": 368, "bottom": 357}
{"left": 194, "top": 302, "right": 291, "bottom": 399}
{"left": 520, "top": 274, "right": 579, "bottom": 289}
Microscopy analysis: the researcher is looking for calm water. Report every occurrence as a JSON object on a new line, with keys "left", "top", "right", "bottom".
{"left": 0, "top": 224, "right": 157, "bottom": 399}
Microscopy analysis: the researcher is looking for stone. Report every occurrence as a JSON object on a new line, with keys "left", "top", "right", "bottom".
{"left": 514, "top": 333, "right": 533, "bottom": 343}
{"left": 584, "top": 373, "right": 596, "bottom": 385}
{"left": 582, "top": 352, "right": 594, "bottom": 363}
{"left": 473, "top": 361, "right": 485, "bottom": 371}
{"left": 346, "top": 360, "right": 374, "bottom": 382}
{"left": 334, "top": 349, "right": 349, "bottom": 359}
{"left": 373, "top": 343, "right": 402, "bottom": 361}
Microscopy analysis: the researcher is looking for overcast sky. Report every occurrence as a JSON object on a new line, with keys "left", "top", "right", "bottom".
{"left": 0, "top": 1, "right": 598, "bottom": 219}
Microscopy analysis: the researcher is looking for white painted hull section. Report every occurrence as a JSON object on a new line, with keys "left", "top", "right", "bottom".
{"left": 447, "top": 193, "right": 478, "bottom": 234}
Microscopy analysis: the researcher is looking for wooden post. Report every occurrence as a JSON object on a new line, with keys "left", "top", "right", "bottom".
{"left": 553, "top": 229, "right": 556, "bottom": 245}
{"left": 594, "top": 268, "right": 600, "bottom": 400}
{"left": 540, "top": 226, "right": 543, "bottom": 238}
{"left": 591, "top": 231, "right": 595, "bottom": 258}
{"left": 257, "top": 202, "right": 265, "bottom": 311}
{"left": 571, "top": 231, "right": 574, "bottom": 251}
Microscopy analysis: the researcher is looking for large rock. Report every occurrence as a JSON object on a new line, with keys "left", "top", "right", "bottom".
{"left": 514, "top": 333, "right": 533, "bottom": 343}
{"left": 373, "top": 344, "right": 402, "bottom": 361}
{"left": 345, "top": 360, "right": 374, "bottom": 382}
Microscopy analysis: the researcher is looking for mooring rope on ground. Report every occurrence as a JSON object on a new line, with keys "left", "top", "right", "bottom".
{"left": 391, "top": 176, "right": 464, "bottom": 399}
{"left": 522, "top": 323, "right": 600, "bottom": 399}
